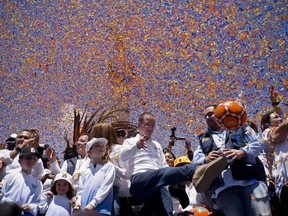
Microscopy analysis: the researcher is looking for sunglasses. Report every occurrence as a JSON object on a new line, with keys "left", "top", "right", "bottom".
{"left": 115, "top": 130, "right": 127, "bottom": 138}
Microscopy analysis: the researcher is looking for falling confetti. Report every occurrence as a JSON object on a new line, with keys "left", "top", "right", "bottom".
{"left": 1, "top": 1, "right": 287, "bottom": 159}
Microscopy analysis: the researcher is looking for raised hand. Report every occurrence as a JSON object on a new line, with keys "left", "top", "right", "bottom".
{"left": 136, "top": 135, "right": 148, "bottom": 151}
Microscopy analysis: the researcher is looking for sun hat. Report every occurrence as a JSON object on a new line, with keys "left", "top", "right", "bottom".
{"left": 86, "top": 137, "right": 108, "bottom": 153}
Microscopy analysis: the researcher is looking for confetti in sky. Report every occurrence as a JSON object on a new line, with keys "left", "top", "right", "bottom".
{"left": 1, "top": 0, "right": 287, "bottom": 158}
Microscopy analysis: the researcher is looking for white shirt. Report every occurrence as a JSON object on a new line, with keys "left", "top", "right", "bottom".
{"left": 262, "top": 128, "right": 288, "bottom": 196}
{"left": 51, "top": 156, "right": 90, "bottom": 174}
{"left": 0, "top": 149, "right": 12, "bottom": 181}
{"left": 119, "top": 134, "right": 167, "bottom": 177}
{"left": 77, "top": 161, "right": 115, "bottom": 208}
{"left": 1, "top": 171, "right": 43, "bottom": 216}
{"left": 110, "top": 144, "right": 131, "bottom": 197}
{"left": 42, "top": 168, "right": 54, "bottom": 193}
{"left": 39, "top": 193, "right": 72, "bottom": 216}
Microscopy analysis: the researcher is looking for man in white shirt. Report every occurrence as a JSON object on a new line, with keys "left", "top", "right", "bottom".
{"left": 120, "top": 112, "right": 226, "bottom": 216}
{"left": 4, "top": 129, "right": 44, "bottom": 179}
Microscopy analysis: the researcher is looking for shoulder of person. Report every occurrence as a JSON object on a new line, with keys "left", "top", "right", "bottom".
{"left": 152, "top": 140, "right": 163, "bottom": 148}
{"left": 198, "top": 132, "right": 212, "bottom": 140}
{"left": 111, "top": 144, "right": 122, "bottom": 152}
{"left": 123, "top": 136, "right": 138, "bottom": 145}
{"left": 102, "top": 161, "right": 116, "bottom": 172}
{"left": 0, "top": 149, "right": 10, "bottom": 158}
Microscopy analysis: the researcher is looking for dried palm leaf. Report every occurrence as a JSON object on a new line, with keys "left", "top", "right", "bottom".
{"left": 65, "top": 106, "right": 136, "bottom": 149}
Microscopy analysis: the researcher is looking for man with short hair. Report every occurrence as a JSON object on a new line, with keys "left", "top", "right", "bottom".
{"left": 120, "top": 112, "right": 226, "bottom": 216}
{"left": 192, "top": 105, "right": 271, "bottom": 215}
{"left": 4, "top": 129, "right": 44, "bottom": 179}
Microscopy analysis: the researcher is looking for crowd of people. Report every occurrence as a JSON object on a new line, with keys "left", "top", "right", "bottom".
{"left": 0, "top": 86, "right": 287, "bottom": 216}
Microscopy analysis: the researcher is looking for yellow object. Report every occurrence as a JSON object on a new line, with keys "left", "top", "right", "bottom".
{"left": 174, "top": 156, "right": 191, "bottom": 167}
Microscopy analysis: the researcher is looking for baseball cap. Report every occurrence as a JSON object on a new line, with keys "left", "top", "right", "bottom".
{"left": 53, "top": 172, "right": 72, "bottom": 185}
{"left": 86, "top": 137, "right": 108, "bottom": 153}
{"left": 6, "top": 133, "right": 17, "bottom": 150}
{"left": 19, "top": 147, "right": 40, "bottom": 159}
{"left": 6, "top": 133, "right": 17, "bottom": 142}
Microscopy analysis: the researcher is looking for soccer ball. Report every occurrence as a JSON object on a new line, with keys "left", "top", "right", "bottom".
{"left": 214, "top": 101, "right": 248, "bottom": 130}
{"left": 190, "top": 206, "right": 210, "bottom": 216}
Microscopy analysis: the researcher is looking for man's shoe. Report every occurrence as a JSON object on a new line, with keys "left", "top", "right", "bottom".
{"left": 192, "top": 157, "right": 227, "bottom": 192}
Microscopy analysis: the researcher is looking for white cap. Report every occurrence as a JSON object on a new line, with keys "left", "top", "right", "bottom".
{"left": 53, "top": 172, "right": 72, "bottom": 185}
{"left": 86, "top": 137, "right": 108, "bottom": 154}
{"left": 10, "top": 133, "right": 17, "bottom": 139}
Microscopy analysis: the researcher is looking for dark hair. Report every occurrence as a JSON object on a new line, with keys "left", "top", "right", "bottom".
{"left": 0, "top": 202, "right": 22, "bottom": 216}
{"left": 41, "top": 156, "right": 50, "bottom": 169}
{"left": 246, "top": 119, "right": 259, "bottom": 134}
{"left": 79, "top": 133, "right": 89, "bottom": 137}
{"left": 51, "top": 180, "right": 76, "bottom": 199}
{"left": 261, "top": 111, "right": 274, "bottom": 132}
{"left": 163, "top": 148, "right": 176, "bottom": 159}
{"left": 63, "top": 144, "right": 77, "bottom": 160}
{"left": 17, "top": 129, "right": 32, "bottom": 135}
{"left": 138, "top": 112, "right": 155, "bottom": 123}
{"left": 204, "top": 104, "right": 218, "bottom": 110}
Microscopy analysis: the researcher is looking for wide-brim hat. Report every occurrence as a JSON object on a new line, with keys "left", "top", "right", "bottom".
{"left": 86, "top": 137, "right": 108, "bottom": 154}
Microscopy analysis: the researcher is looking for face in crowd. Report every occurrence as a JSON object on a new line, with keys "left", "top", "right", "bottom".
{"left": 164, "top": 152, "right": 175, "bottom": 167}
{"left": 16, "top": 130, "right": 32, "bottom": 147}
{"left": 87, "top": 142, "right": 107, "bottom": 160}
{"left": 55, "top": 180, "right": 70, "bottom": 196}
{"left": 19, "top": 155, "right": 38, "bottom": 174}
{"left": 138, "top": 113, "right": 155, "bottom": 139}
{"left": 204, "top": 106, "right": 221, "bottom": 131}
{"left": 77, "top": 134, "right": 89, "bottom": 157}
{"left": 269, "top": 113, "right": 283, "bottom": 127}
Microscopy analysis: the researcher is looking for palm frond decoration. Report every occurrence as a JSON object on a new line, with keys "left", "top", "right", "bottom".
{"left": 63, "top": 106, "right": 137, "bottom": 150}
{"left": 111, "top": 120, "right": 138, "bottom": 130}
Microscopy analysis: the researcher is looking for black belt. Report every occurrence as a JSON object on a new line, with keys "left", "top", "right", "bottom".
{"left": 119, "top": 196, "right": 143, "bottom": 205}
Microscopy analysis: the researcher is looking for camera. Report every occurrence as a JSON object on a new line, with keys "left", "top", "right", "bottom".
{"left": 171, "top": 127, "right": 176, "bottom": 138}
{"left": 169, "top": 127, "right": 185, "bottom": 146}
